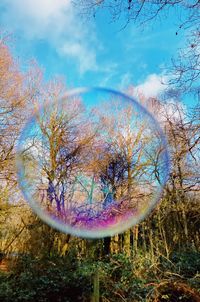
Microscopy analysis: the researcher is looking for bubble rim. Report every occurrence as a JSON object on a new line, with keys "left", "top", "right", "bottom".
{"left": 16, "top": 86, "right": 171, "bottom": 238}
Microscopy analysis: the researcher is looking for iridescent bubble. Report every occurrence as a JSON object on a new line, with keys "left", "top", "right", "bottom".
{"left": 16, "top": 87, "right": 170, "bottom": 238}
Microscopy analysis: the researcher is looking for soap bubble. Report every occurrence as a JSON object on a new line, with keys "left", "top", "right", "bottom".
{"left": 16, "top": 87, "right": 170, "bottom": 238}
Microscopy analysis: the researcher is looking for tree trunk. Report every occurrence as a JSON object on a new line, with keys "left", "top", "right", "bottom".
{"left": 91, "top": 268, "right": 100, "bottom": 302}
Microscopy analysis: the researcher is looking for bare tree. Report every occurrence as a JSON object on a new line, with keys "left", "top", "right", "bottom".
{"left": 0, "top": 36, "right": 42, "bottom": 187}
{"left": 147, "top": 97, "right": 200, "bottom": 248}
{"left": 18, "top": 85, "right": 101, "bottom": 228}
{"left": 74, "top": 1, "right": 200, "bottom": 93}
{"left": 74, "top": 0, "right": 199, "bottom": 27}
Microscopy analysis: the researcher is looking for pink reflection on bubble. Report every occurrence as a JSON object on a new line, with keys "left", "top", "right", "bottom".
{"left": 47, "top": 197, "right": 138, "bottom": 231}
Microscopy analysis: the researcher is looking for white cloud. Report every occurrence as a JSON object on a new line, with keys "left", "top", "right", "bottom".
{"left": 135, "top": 73, "right": 168, "bottom": 99}
{"left": 0, "top": 0, "right": 98, "bottom": 73}
{"left": 126, "top": 73, "right": 186, "bottom": 123}
{"left": 60, "top": 41, "right": 98, "bottom": 74}
{"left": 11, "top": 0, "right": 69, "bottom": 21}
{"left": 127, "top": 73, "right": 187, "bottom": 125}
{"left": 98, "top": 63, "right": 118, "bottom": 87}
{"left": 119, "top": 72, "right": 132, "bottom": 90}
{"left": 133, "top": 74, "right": 187, "bottom": 122}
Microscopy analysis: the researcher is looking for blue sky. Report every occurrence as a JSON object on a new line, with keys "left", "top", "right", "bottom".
{"left": 0, "top": 0, "right": 187, "bottom": 100}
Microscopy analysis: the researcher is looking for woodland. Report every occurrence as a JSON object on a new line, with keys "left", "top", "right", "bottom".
{"left": 0, "top": 1, "right": 200, "bottom": 301}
